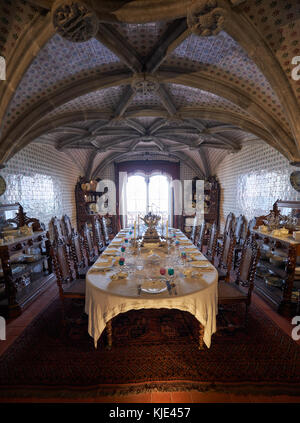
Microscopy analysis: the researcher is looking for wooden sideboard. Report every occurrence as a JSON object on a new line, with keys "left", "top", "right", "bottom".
{"left": 75, "top": 179, "right": 117, "bottom": 236}
{"left": 0, "top": 204, "right": 53, "bottom": 318}
{"left": 182, "top": 176, "right": 220, "bottom": 236}
{"left": 252, "top": 229, "right": 300, "bottom": 317}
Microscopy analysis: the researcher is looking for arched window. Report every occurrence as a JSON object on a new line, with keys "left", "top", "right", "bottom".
{"left": 126, "top": 173, "right": 170, "bottom": 226}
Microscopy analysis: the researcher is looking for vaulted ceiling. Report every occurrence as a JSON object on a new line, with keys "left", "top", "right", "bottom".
{"left": 0, "top": 0, "right": 299, "bottom": 178}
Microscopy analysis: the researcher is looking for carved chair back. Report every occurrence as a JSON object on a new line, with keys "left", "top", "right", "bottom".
{"left": 61, "top": 214, "right": 73, "bottom": 240}
{"left": 49, "top": 216, "right": 64, "bottom": 243}
{"left": 224, "top": 212, "right": 235, "bottom": 235}
{"left": 219, "top": 230, "right": 236, "bottom": 280}
{"left": 82, "top": 223, "right": 98, "bottom": 263}
{"left": 50, "top": 239, "right": 77, "bottom": 297}
{"left": 92, "top": 217, "right": 105, "bottom": 253}
{"left": 206, "top": 222, "right": 218, "bottom": 262}
{"left": 236, "top": 237, "right": 260, "bottom": 304}
{"left": 70, "top": 231, "right": 87, "bottom": 272}
{"left": 190, "top": 216, "right": 198, "bottom": 243}
{"left": 101, "top": 216, "right": 110, "bottom": 246}
{"left": 196, "top": 221, "right": 206, "bottom": 252}
{"left": 234, "top": 214, "right": 247, "bottom": 244}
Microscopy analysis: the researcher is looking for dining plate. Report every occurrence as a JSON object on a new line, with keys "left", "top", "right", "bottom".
{"left": 141, "top": 279, "right": 167, "bottom": 294}
{"left": 191, "top": 262, "right": 213, "bottom": 269}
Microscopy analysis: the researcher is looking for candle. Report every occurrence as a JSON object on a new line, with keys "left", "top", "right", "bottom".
{"left": 166, "top": 219, "right": 168, "bottom": 239}
{"left": 160, "top": 268, "right": 166, "bottom": 276}
{"left": 138, "top": 215, "right": 140, "bottom": 236}
{"left": 134, "top": 220, "right": 136, "bottom": 239}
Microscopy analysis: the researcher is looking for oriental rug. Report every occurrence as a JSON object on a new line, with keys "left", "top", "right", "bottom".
{"left": 0, "top": 297, "right": 300, "bottom": 400}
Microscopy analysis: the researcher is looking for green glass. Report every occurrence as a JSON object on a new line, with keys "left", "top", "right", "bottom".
{"left": 168, "top": 268, "right": 174, "bottom": 276}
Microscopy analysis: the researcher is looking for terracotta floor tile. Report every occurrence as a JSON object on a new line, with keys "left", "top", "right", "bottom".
{"left": 190, "top": 391, "right": 232, "bottom": 403}
{"left": 151, "top": 392, "right": 172, "bottom": 403}
{"left": 171, "top": 391, "right": 193, "bottom": 403}
{"left": 114, "top": 393, "right": 152, "bottom": 403}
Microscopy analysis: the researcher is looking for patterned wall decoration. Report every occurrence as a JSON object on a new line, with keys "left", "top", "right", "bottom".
{"left": 111, "top": 21, "right": 170, "bottom": 58}
{"left": 0, "top": 143, "right": 80, "bottom": 228}
{"left": 166, "top": 31, "right": 290, "bottom": 131}
{"left": 242, "top": 0, "right": 300, "bottom": 104}
{"left": 2, "top": 34, "right": 124, "bottom": 133}
{"left": 216, "top": 140, "right": 300, "bottom": 229}
{"left": 168, "top": 83, "right": 255, "bottom": 119}
{"left": 0, "top": 0, "right": 42, "bottom": 60}
{"left": 41, "top": 85, "right": 127, "bottom": 121}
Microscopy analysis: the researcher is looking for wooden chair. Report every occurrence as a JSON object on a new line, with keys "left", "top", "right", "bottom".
{"left": 233, "top": 215, "right": 247, "bottom": 268}
{"left": 101, "top": 216, "right": 110, "bottom": 246}
{"left": 92, "top": 217, "right": 106, "bottom": 254}
{"left": 217, "top": 212, "right": 236, "bottom": 256}
{"left": 50, "top": 239, "right": 85, "bottom": 326}
{"left": 82, "top": 223, "right": 98, "bottom": 265}
{"left": 205, "top": 222, "right": 218, "bottom": 264}
{"left": 196, "top": 221, "right": 206, "bottom": 252}
{"left": 61, "top": 214, "right": 73, "bottom": 240}
{"left": 190, "top": 216, "right": 198, "bottom": 244}
{"left": 70, "top": 230, "right": 90, "bottom": 279}
{"left": 218, "top": 236, "right": 260, "bottom": 329}
{"left": 48, "top": 216, "right": 64, "bottom": 243}
{"left": 217, "top": 230, "right": 236, "bottom": 283}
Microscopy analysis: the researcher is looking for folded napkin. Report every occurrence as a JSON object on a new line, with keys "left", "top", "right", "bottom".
{"left": 89, "top": 267, "right": 111, "bottom": 273}
{"left": 111, "top": 271, "right": 128, "bottom": 280}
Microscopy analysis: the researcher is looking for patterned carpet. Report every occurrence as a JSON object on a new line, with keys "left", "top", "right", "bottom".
{"left": 0, "top": 297, "right": 300, "bottom": 399}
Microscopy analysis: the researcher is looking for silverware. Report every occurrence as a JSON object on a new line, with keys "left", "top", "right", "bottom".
{"left": 166, "top": 280, "right": 172, "bottom": 295}
{"left": 171, "top": 283, "right": 178, "bottom": 295}
{"left": 137, "top": 284, "right": 141, "bottom": 296}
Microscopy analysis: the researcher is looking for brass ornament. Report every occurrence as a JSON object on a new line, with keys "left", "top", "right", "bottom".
{"left": 187, "top": 0, "right": 226, "bottom": 37}
{"left": 51, "top": 0, "right": 99, "bottom": 43}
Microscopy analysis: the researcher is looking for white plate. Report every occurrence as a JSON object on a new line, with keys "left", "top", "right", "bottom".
{"left": 191, "top": 262, "right": 212, "bottom": 268}
{"left": 141, "top": 279, "right": 167, "bottom": 294}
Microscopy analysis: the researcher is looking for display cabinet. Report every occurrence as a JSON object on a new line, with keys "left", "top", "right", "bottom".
{"left": 182, "top": 176, "right": 220, "bottom": 237}
{"left": 252, "top": 200, "right": 300, "bottom": 317}
{"left": 0, "top": 204, "right": 53, "bottom": 318}
{"left": 75, "top": 178, "right": 117, "bottom": 236}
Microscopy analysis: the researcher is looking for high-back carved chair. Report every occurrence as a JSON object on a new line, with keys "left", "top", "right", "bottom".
{"left": 82, "top": 223, "right": 98, "bottom": 265}
{"left": 190, "top": 216, "right": 198, "bottom": 244}
{"left": 50, "top": 239, "right": 85, "bottom": 326}
{"left": 101, "top": 216, "right": 110, "bottom": 246}
{"left": 70, "top": 230, "right": 89, "bottom": 278}
{"left": 92, "top": 217, "right": 105, "bottom": 254}
{"left": 218, "top": 236, "right": 260, "bottom": 329}
{"left": 196, "top": 221, "right": 206, "bottom": 252}
{"left": 205, "top": 222, "right": 218, "bottom": 264}
{"left": 234, "top": 215, "right": 247, "bottom": 245}
{"left": 233, "top": 214, "right": 247, "bottom": 268}
{"left": 217, "top": 212, "right": 236, "bottom": 256}
{"left": 61, "top": 214, "right": 73, "bottom": 240}
{"left": 217, "top": 230, "right": 236, "bottom": 283}
{"left": 49, "top": 216, "right": 64, "bottom": 243}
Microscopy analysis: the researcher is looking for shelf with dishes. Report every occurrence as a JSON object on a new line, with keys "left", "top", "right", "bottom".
{"left": 182, "top": 176, "right": 219, "bottom": 236}
{"left": 253, "top": 229, "right": 300, "bottom": 317}
{"left": 0, "top": 203, "right": 54, "bottom": 318}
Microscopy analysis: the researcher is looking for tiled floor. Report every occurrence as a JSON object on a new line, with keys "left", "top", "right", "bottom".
{"left": 0, "top": 281, "right": 300, "bottom": 403}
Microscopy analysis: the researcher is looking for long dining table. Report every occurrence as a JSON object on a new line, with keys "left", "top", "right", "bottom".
{"left": 85, "top": 227, "right": 218, "bottom": 350}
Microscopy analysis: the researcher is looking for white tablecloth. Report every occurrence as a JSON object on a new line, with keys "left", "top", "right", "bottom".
{"left": 85, "top": 229, "right": 218, "bottom": 348}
